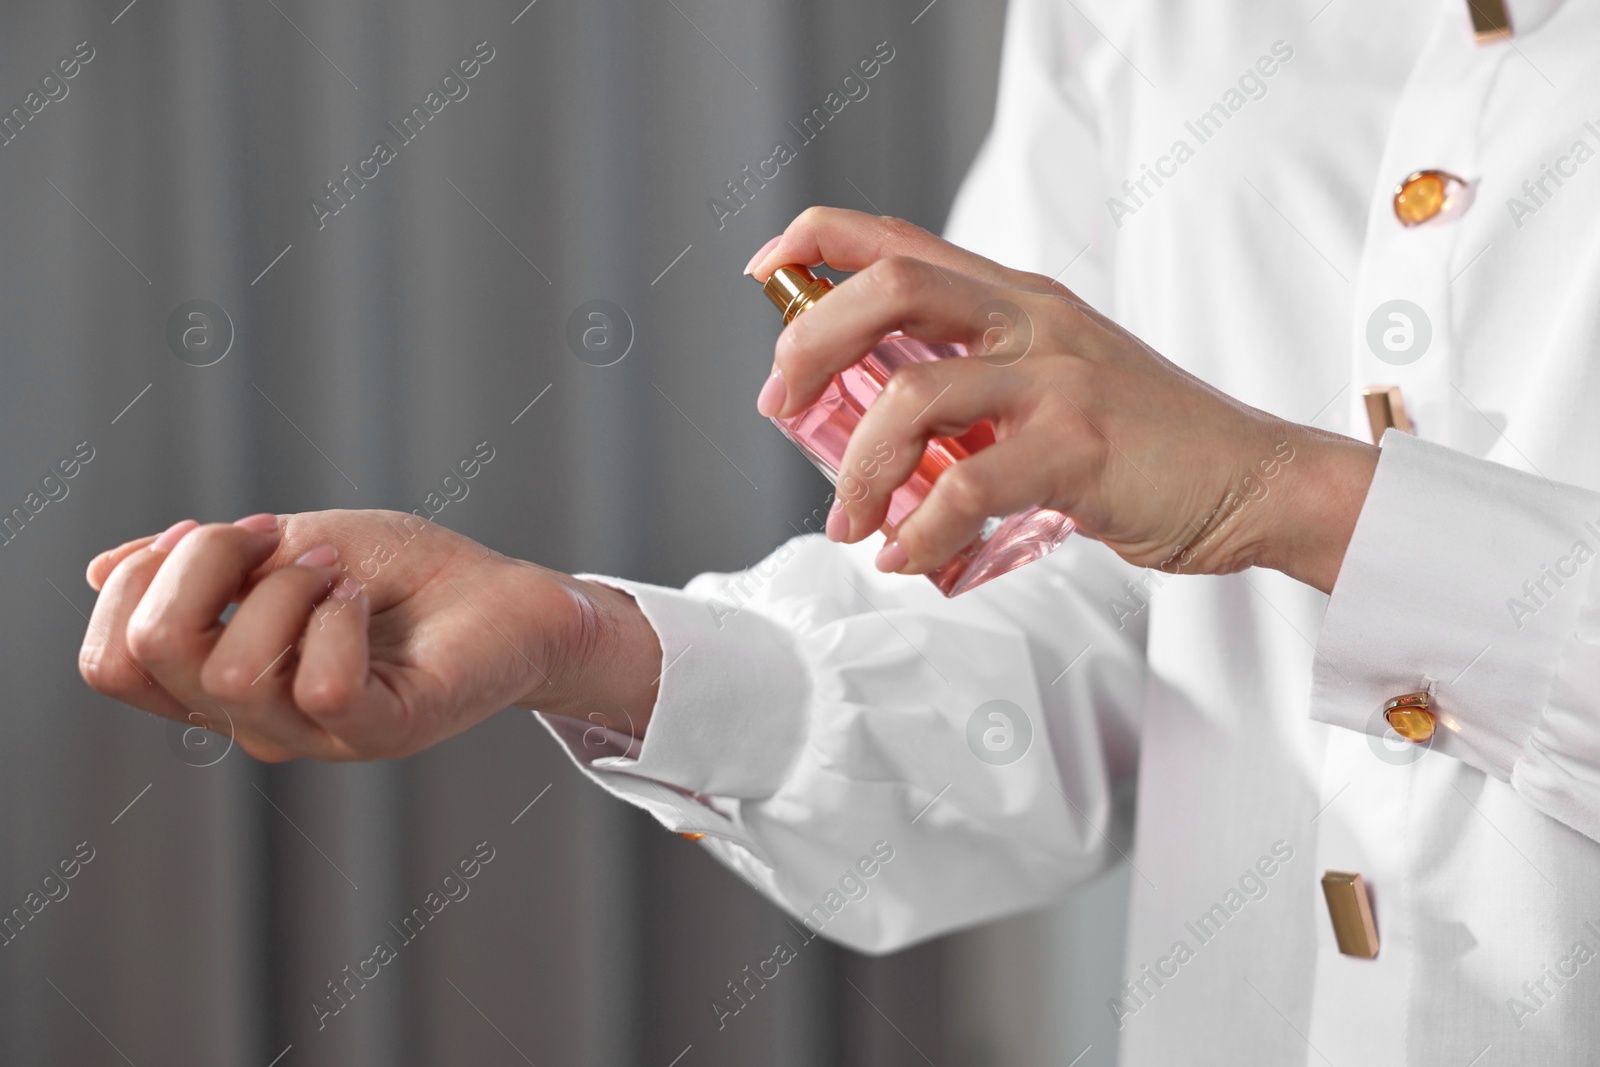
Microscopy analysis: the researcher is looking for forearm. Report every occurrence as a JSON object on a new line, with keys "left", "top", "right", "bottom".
{"left": 524, "top": 422, "right": 1375, "bottom": 747}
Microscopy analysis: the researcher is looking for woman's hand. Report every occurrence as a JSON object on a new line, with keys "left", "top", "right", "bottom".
{"left": 78, "top": 511, "right": 661, "bottom": 762}
{"left": 747, "top": 208, "right": 1379, "bottom": 594}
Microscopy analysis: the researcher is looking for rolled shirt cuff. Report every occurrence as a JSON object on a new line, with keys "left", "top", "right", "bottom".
{"left": 1311, "top": 430, "right": 1600, "bottom": 779}
{"left": 536, "top": 572, "right": 812, "bottom": 812}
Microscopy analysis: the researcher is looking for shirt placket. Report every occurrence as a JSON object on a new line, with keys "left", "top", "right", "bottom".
{"left": 1311, "top": 4, "right": 1515, "bottom": 1062}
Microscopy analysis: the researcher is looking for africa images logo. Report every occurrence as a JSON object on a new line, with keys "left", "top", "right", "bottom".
{"left": 309, "top": 41, "right": 496, "bottom": 230}
{"left": 966, "top": 699, "right": 1033, "bottom": 766}
{"left": 166, "top": 300, "right": 234, "bottom": 367}
{"left": 1365, "top": 299, "right": 1431, "bottom": 366}
{"left": 707, "top": 41, "right": 895, "bottom": 230}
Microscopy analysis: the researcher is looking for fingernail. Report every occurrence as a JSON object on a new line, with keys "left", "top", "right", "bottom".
{"left": 150, "top": 519, "right": 198, "bottom": 553}
{"left": 757, "top": 371, "right": 788, "bottom": 418}
{"left": 743, "top": 235, "right": 782, "bottom": 276}
{"left": 875, "top": 540, "right": 909, "bottom": 573}
{"left": 826, "top": 498, "right": 850, "bottom": 542}
{"left": 294, "top": 544, "right": 339, "bottom": 568}
{"left": 333, "top": 577, "right": 363, "bottom": 600}
{"left": 232, "top": 513, "right": 279, "bottom": 534}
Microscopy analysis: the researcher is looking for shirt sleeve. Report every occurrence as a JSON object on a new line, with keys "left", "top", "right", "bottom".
{"left": 537, "top": 532, "right": 1147, "bottom": 955}
{"left": 1311, "top": 430, "right": 1600, "bottom": 844}
{"left": 534, "top": 0, "right": 1144, "bottom": 955}
{"left": 531, "top": 0, "right": 1145, "bottom": 959}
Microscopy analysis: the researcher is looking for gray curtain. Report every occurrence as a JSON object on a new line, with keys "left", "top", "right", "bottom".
{"left": 0, "top": 1, "right": 1128, "bottom": 1064}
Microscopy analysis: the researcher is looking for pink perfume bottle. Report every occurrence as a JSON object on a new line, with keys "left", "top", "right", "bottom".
{"left": 762, "top": 264, "right": 1073, "bottom": 597}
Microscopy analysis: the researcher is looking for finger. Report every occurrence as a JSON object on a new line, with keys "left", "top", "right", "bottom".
{"left": 747, "top": 206, "right": 1069, "bottom": 298}
{"left": 199, "top": 551, "right": 348, "bottom": 751}
{"left": 234, "top": 734, "right": 304, "bottom": 763}
{"left": 200, "top": 550, "right": 344, "bottom": 710}
{"left": 828, "top": 358, "right": 1020, "bottom": 542}
{"left": 881, "top": 433, "right": 1079, "bottom": 574}
{"left": 79, "top": 522, "right": 202, "bottom": 719}
{"left": 86, "top": 513, "right": 280, "bottom": 591}
{"left": 769, "top": 259, "right": 1025, "bottom": 417}
{"left": 295, "top": 584, "right": 405, "bottom": 758}
{"left": 256, "top": 509, "right": 451, "bottom": 609}
{"left": 87, "top": 534, "right": 160, "bottom": 591}
{"left": 124, "top": 522, "right": 284, "bottom": 695}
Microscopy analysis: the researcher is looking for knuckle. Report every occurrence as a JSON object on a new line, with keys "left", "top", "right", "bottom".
{"left": 938, "top": 465, "right": 993, "bottom": 520}
{"left": 793, "top": 204, "right": 835, "bottom": 234}
{"left": 1023, "top": 273, "right": 1079, "bottom": 303}
{"left": 297, "top": 675, "right": 352, "bottom": 718}
{"left": 1039, "top": 290, "right": 1084, "bottom": 327}
{"left": 1064, "top": 297, "right": 1099, "bottom": 332}
{"left": 200, "top": 658, "right": 253, "bottom": 703}
{"left": 1047, "top": 280, "right": 1082, "bottom": 304}
{"left": 868, "top": 255, "right": 928, "bottom": 305}
{"left": 79, "top": 642, "right": 134, "bottom": 694}
{"left": 877, "top": 215, "right": 927, "bottom": 250}
{"left": 125, "top": 615, "right": 182, "bottom": 668}
{"left": 882, "top": 362, "right": 938, "bottom": 412}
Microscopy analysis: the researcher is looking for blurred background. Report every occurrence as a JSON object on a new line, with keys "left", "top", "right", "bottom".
{"left": 0, "top": 1, "right": 1130, "bottom": 1064}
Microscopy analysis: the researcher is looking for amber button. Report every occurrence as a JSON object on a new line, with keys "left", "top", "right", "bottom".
{"left": 1393, "top": 170, "right": 1467, "bottom": 227}
{"left": 1383, "top": 690, "right": 1435, "bottom": 743}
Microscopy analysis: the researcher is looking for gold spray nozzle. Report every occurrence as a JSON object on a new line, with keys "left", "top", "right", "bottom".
{"left": 763, "top": 264, "right": 835, "bottom": 324}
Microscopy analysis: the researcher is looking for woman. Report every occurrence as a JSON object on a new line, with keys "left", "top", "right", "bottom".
{"left": 77, "top": 0, "right": 1600, "bottom": 1061}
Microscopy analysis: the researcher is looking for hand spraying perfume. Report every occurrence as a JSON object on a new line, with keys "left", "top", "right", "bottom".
{"left": 761, "top": 264, "right": 1073, "bottom": 596}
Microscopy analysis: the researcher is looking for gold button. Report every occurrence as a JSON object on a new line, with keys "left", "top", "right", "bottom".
{"left": 1362, "top": 385, "right": 1412, "bottom": 444}
{"left": 1322, "top": 870, "right": 1380, "bottom": 958}
{"left": 1383, "top": 690, "right": 1434, "bottom": 743}
{"left": 1468, "top": 0, "right": 1513, "bottom": 43}
{"left": 1393, "top": 170, "right": 1468, "bottom": 227}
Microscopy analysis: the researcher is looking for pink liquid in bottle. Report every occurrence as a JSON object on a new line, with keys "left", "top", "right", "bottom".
{"left": 762, "top": 265, "right": 1073, "bottom": 597}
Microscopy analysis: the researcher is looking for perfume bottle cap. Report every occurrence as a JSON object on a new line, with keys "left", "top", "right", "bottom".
{"left": 763, "top": 265, "right": 835, "bottom": 324}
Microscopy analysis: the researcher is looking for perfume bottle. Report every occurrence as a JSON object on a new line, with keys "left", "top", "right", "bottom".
{"left": 761, "top": 264, "right": 1073, "bottom": 597}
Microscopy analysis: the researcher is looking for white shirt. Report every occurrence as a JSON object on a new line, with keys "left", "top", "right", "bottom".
{"left": 541, "top": 0, "right": 1600, "bottom": 1061}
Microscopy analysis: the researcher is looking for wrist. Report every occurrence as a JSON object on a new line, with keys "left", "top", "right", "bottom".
{"left": 514, "top": 574, "right": 661, "bottom": 739}
{"left": 1261, "top": 424, "right": 1380, "bottom": 594}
